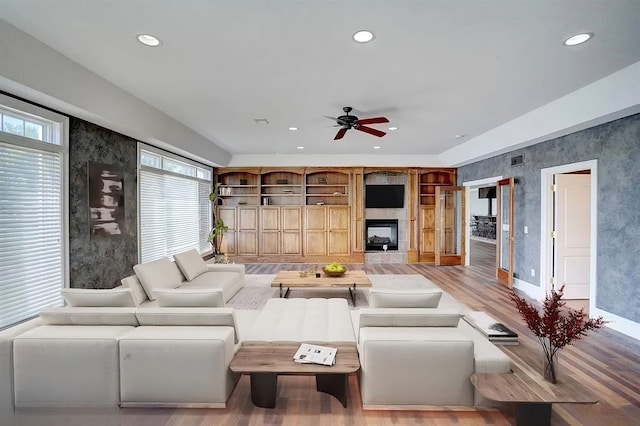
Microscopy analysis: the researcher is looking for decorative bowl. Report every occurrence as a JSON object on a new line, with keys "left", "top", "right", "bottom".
{"left": 323, "top": 266, "right": 346, "bottom": 277}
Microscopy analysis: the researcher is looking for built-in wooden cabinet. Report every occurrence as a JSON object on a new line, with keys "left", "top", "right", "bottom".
{"left": 417, "top": 169, "right": 457, "bottom": 263}
{"left": 214, "top": 166, "right": 456, "bottom": 263}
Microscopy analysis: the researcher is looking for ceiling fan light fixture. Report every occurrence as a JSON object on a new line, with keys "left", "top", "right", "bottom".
{"left": 563, "top": 32, "right": 593, "bottom": 46}
{"left": 353, "top": 30, "right": 375, "bottom": 43}
{"left": 136, "top": 34, "right": 161, "bottom": 47}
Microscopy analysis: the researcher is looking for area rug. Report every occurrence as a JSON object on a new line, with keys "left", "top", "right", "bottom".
{"left": 226, "top": 274, "right": 443, "bottom": 310}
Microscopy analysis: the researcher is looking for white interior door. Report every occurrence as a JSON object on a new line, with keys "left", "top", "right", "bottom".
{"left": 555, "top": 174, "right": 591, "bottom": 299}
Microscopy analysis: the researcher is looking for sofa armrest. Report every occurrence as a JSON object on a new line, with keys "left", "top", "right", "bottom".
{"left": 0, "top": 318, "right": 42, "bottom": 418}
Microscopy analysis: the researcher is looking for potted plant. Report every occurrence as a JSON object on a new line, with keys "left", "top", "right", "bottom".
{"left": 510, "top": 285, "right": 607, "bottom": 383}
{"left": 208, "top": 182, "right": 228, "bottom": 261}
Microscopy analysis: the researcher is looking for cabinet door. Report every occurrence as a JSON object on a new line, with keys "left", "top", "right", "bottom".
{"left": 305, "top": 206, "right": 327, "bottom": 255}
{"left": 217, "top": 207, "right": 237, "bottom": 255}
{"left": 420, "top": 206, "right": 436, "bottom": 261}
{"left": 237, "top": 207, "right": 258, "bottom": 256}
{"left": 260, "top": 207, "right": 280, "bottom": 255}
{"left": 328, "top": 206, "right": 350, "bottom": 256}
{"left": 282, "top": 207, "right": 302, "bottom": 255}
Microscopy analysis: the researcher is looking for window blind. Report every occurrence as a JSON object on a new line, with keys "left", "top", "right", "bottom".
{"left": 0, "top": 142, "right": 64, "bottom": 328}
{"left": 138, "top": 148, "right": 212, "bottom": 263}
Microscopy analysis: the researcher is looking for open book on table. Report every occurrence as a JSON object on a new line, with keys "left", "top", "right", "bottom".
{"left": 293, "top": 343, "right": 337, "bottom": 366}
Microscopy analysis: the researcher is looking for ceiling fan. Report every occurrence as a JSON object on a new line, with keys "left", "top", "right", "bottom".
{"left": 325, "top": 106, "right": 389, "bottom": 140}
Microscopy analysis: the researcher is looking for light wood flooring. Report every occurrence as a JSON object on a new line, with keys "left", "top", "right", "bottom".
{"left": 23, "top": 250, "right": 640, "bottom": 425}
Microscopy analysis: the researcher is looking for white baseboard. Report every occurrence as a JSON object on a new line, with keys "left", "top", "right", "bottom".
{"left": 591, "top": 306, "right": 640, "bottom": 341}
{"left": 514, "top": 279, "right": 640, "bottom": 341}
{"left": 513, "top": 278, "right": 545, "bottom": 301}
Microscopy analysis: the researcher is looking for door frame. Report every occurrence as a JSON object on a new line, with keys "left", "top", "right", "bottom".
{"left": 462, "top": 175, "right": 503, "bottom": 266}
{"left": 540, "top": 160, "right": 597, "bottom": 309}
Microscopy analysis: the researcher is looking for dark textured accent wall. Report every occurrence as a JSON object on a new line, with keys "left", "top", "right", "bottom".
{"left": 69, "top": 118, "right": 138, "bottom": 289}
{"left": 457, "top": 113, "right": 640, "bottom": 322}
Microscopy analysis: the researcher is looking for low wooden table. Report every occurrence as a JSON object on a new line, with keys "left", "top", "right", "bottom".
{"left": 271, "top": 270, "right": 372, "bottom": 306}
{"left": 230, "top": 344, "right": 360, "bottom": 408}
{"left": 471, "top": 367, "right": 598, "bottom": 426}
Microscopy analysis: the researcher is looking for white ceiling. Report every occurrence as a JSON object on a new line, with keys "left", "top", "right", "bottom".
{"left": 1, "top": 1, "right": 639, "bottom": 166}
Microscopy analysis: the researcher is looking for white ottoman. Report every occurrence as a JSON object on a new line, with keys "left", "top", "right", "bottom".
{"left": 13, "top": 325, "right": 134, "bottom": 408}
{"left": 119, "top": 326, "right": 237, "bottom": 407}
{"left": 242, "top": 298, "right": 356, "bottom": 344}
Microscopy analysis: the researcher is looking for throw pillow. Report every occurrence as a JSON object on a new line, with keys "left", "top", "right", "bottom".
{"left": 173, "top": 249, "right": 208, "bottom": 281}
{"left": 153, "top": 288, "right": 224, "bottom": 307}
{"left": 369, "top": 289, "right": 443, "bottom": 308}
{"left": 133, "top": 257, "right": 185, "bottom": 301}
{"left": 121, "top": 274, "right": 148, "bottom": 306}
{"left": 62, "top": 288, "right": 136, "bottom": 307}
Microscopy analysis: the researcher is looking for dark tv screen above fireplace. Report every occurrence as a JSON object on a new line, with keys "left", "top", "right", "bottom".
{"left": 365, "top": 185, "right": 405, "bottom": 208}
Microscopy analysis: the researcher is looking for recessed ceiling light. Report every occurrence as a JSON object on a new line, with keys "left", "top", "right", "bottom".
{"left": 353, "top": 30, "right": 375, "bottom": 43}
{"left": 288, "top": 127, "right": 298, "bottom": 131}
{"left": 297, "top": 146, "right": 304, "bottom": 150}
{"left": 388, "top": 126, "right": 398, "bottom": 131}
{"left": 454, "top": 134, "right": 466, "bottom": 139}
{"left": 563, "top": 33, "right": 593, "bottom": 46}
{"left": 373, "top": 146, "right": 381, "bottom": 150}
{"left": 136, "top": 34, "right": 161, "bottom": 47}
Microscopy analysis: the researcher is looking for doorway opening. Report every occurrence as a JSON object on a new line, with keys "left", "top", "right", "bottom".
{"left": 463, "top": 176, "right": 502, "bottom": 271}
{"left": 541, "top": 160, "right": 597, "bottom": 314}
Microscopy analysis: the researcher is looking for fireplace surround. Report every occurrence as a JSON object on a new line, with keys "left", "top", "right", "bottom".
{"left": 365, "top": 219, "right": 399, "bottom": 251}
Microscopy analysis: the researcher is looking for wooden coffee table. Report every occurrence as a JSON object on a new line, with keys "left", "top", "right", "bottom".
{"left": 230, "top": 344, "right": 360, "bottom": 408}
{"left": 471, "top": 366, "right": 598, "bottom": 426}
{"left": 271, "top": 270, "right": 372, "bottom": 306}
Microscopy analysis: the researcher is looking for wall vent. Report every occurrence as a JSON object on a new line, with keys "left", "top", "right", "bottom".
{"left": 511, "top": 154, "right": 524, "bottom": 167}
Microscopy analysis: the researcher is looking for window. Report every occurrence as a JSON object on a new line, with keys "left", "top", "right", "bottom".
{"left": 138, "top": 144, "right": 212, "bottom": 263}
{"left": 0, "top": 95, "right": 68, "bottom": 329}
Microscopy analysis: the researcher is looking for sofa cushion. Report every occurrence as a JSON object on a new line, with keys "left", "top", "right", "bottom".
{"left": 133, "top": 258, "right": 185, "bottom": 301}
{"left": 153, "top": 288, "right": 224, "bottom": 307}
{"left": 369, "top": 289, "right": 442, "bottom": 308}
{"left": 121, "top": 274, "right": 149, "bottom": 306}
{"left": 173, "top": 249, "right": 208, "bottom": 281}
{"left": 38, "top": 307, "right": 139, "bottom": 326}
{"left": 62, "top": 288, "right": 136, "bottom": 307}
{"left": 134, "top": 307, "right": 239, "bottom": 343}
{"left": 242, "top": 298, "right": 356, "bottom": 345}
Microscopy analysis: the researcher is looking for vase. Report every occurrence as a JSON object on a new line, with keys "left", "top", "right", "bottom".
{"left": 542, "top": 352, "right": 558, "bottom": 384}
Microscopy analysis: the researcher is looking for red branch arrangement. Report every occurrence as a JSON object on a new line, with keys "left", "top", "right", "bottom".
{"left": 510, "top": 285, "right": 608, "bottom": 383}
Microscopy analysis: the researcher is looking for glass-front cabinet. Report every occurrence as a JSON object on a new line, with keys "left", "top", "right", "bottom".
{"left": 435, "top": 186, "right": 465, "bottom": 266}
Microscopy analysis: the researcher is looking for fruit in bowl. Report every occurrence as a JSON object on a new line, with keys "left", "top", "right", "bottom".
{"left": 323, "top": 262, "right": 346, "bottom": 277}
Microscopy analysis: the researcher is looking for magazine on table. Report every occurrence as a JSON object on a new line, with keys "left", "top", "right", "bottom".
{"left": 293, "top": 343, "right": 337, "bottom": 366}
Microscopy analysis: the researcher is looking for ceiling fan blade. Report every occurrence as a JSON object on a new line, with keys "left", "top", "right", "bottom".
{"left": 324, "top": 116, "right": 339, "bottom": 121}
{"left": 357, "top": 125, "right": 386, "bottom": 138}
{"left": 357, "top": 117, "right": 389, "bottom": 125}
{"left": 334, "top": 128, "right": 348, "bottom": 140}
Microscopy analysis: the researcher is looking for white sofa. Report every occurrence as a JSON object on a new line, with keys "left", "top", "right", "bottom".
{"left": 0, "top": 305, "right": 259, "bottom": 413}
{"left": 351, "top": 289, "right": 512, "bottom": 409}
{"left": 122, "top": 249, "right": 245, "bottom": 306}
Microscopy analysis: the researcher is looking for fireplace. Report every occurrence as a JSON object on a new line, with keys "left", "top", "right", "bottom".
{"left": 365, "top": 219, "right": 399, "bottom": 251}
